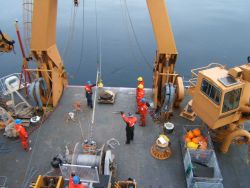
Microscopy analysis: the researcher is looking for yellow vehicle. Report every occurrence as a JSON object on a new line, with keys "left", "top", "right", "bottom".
{"left": 188, "top": 61, "right": 250, "bottom": 153}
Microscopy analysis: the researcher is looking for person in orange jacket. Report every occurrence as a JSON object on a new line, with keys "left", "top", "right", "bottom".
{"left": 139, "top": 98, "right": 149, "bottom": 127}
{"left": 136, "top": 77, "right": 145, "bottom": 113}
{"left": 69, "top": 173, "right": 85, "bottom": 188}
{"left": 85, "top": 81, "right": 96, "bottom": 108}
{"left": 136, "top": 84, "right": 145, "bottom": 113}
{"left": 14, "top": 119, "right": 31, "bottom": 151}
{"left": 121, "top": 112, "right": 137, "bottom": 144}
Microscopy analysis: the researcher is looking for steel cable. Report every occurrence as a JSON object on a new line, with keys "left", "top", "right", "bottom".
{"left": 22, "top": 75, "right": 53, "bottom": 188}
{"left": 123, "top": 0, "right": 153, "bottom": 69}
{"left": 63, "top": 5, "right": 78, "bottom": 60}
{"left": 73, "top": 0, "right": 85, "bottom": 79}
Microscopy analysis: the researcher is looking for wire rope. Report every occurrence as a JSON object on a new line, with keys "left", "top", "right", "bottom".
{"left": 22, "top": 88, "right": 53, "bottom": 188}
{"left": 73, "top": 0, "right": 85, "bottom": 79}
{"left": 88, "top": 0, "right": 103, "bottom": 141}
{"left": 119, "top": 0, "right": 141, "bottom": 70}
{"left": 123, "top": 0, "right": 153, "bottom": 69}
{"left": 63, "top": 5, "right": 78, "bottom": 59}
{"left": 62, "top": 5, "right": 74, "bottom": 56}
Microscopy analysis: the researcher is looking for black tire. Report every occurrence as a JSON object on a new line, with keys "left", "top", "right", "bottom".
{"left": 51, "top": 157, "right": 62, "bottom": 168}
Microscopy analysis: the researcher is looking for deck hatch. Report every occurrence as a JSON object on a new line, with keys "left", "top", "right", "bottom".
{"left": 218, "top": 76, "right": 239, "bottom": 87}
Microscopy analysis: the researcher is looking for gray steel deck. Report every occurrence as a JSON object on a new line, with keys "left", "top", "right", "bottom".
{"left": 0, "top": 86, "right": 250, "bottom": 188}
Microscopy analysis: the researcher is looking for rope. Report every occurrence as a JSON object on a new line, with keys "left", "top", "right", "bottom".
{"left": 91, "top": 70, "right": 99, "bottom": 125}
{"left": 123, "top": 0, "right": 153, "bottom": 69}
{"left": 119, "top": 0, "right": 141, "bottom": 71}
{"left": 95, "top": 0, "right": 99, "bottom": 64}
{"left": 88, "top": 69, "right": 100, "bottom": 141}
{"left": 88, "top": 0, "right": 102, "bottom": 141}
{"left": 22, "top": 167, "right": 38, "bottom": 188}
{"left": 78, "top": 119, "right": 84, "bottom": 140}
{"left": 22, "top": 87, "right": 53, "bottom": 188}
{"left": 106, "top": 138, "right": 120, "bottom": 149}
{"left": 63, "top": 5, "right": 78, "bottom": 59}
{"left": 73, "top": 0, "right": 85, "bottom": 78}
{"left": 98, "top": 34, "right": 102, "bottom": 78}
{"left": 62, "top": 5, "right": 74, "bottom": 57}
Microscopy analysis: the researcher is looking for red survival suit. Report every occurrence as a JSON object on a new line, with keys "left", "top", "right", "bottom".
{"left": 15, "top": 124, "right": 29, "bottom": 151}
{"left": 121, "top": 113, "right": 137, "bottom": 144}
{"left": 85, "top": 83, "right": 96, "bottom": 108}
{"left": 136, "top": 82, "right": 145, "bottom": 113}
{"left": 139, "top": 102, "right": 148, "bottom": 127}
{"left": 69, "top": 176, "right": 85, "bottom": 188}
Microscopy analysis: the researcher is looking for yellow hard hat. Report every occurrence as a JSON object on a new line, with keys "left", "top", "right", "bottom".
{"left": 138, "top": 84, "right": 144, "bottom": 89}
{"left": 137, "top": 76, "right": 143, "bottom": 81}
{"left": 98, "top": 81, "right": 104, "bottom": 88}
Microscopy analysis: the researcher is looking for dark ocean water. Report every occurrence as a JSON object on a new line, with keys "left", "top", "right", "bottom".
{"left": 1, "top": 0, "right": 250, "bottom": 87}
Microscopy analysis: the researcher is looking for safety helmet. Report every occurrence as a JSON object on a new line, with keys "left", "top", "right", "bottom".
{"left": 73, "top": 176, "right": 80, "bottom": 184}
{"left": 137, "top": 76, "right": 143, "bottom": 81}
{"left": 128, "top": 112, "right": 133, "bottom": 117}
{"left": 87, "top": 80, "right": 91, "bottom": 85}
{"left": 15, "top": 119, "right": 22, "bottom": 124}
{"left": 141, "top": 98, "right": 146, "bottom": 103}
{"left": 137, "top": 84, "right": 144, "bottom": 89}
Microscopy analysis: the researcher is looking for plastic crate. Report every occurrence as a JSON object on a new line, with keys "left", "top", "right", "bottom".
{"left": 193, "top": 182, "right": 224, "bottom": 188}
{"left": 181, "top": 125, "right": 214, "bottom": 154}
{"left": 184, "top": 149, "right": 223, "bottom": 188}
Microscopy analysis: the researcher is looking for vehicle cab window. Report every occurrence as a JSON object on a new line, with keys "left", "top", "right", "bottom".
{"left": 222, "top": 88, "right": 242, "bottom": 113}
{"left": 201, "top": 79, "right": 221, "bottom": 105}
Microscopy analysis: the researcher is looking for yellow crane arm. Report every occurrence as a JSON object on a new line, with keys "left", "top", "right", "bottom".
{"left": 31, "top": 0, "right": 57, "bottom": 50}
{"left": 146, "top": 0, "right": 183, "bottom": 110}
{"left": 30, "top": 0, "right": 68, "bottom": 107}
{"left": 146, "top": 0, "right": 177, "bottom": 55}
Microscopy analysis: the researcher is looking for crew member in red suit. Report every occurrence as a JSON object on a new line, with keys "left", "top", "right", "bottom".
{"left": 15, "top": 119, "right": 31, "bottom": 151}
{"left": 139, "top": 98, "right": 149, "bottom": 127}
{"left": 136, "top": 77, "right": 144, "bottom": 113}
{"left": 136, "top": 83, "right": 145, "bottom": 114}
{"left": 69, "top": 173, "right": 85, "bottom": 188}
{"left": 85, "top": 80, "right": 96, "bottom": 108}
{"left": 121, "top": 112, "right": 137, "bottom": 144}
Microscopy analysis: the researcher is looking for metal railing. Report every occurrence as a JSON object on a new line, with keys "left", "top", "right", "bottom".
{"left": 0, "top": 73, "right": 25, "bottom": 96}
{"left": 189, "top": 63, "right": 225, "bottom": 87}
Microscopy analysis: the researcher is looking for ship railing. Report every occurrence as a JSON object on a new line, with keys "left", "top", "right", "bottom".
{"left": 188, "top": 63, "right": 224, "bottom": 87}
{"left": 0, "top": 73, "right": 26, "bottom": 96}
{"left": 189, "top": 77, "right": 198, "bottom": 87}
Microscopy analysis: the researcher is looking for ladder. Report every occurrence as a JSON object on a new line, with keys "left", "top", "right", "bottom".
{"left": 23, "top": 0, "right": 33, "bottom": 54}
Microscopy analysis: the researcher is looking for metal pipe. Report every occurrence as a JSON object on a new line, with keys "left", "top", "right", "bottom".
{"left": 240, "top": 105, "right": 250, "bottom": 113}
{"left": 15, "top": 20, "right": 31, "bottom": 95}
{"left": 220, "top": 129, "right": 250, "bottom": 153}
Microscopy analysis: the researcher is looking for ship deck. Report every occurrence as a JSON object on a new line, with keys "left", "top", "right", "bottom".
{"left": 0, "top": 86, "right": 250, "bottom": 188}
